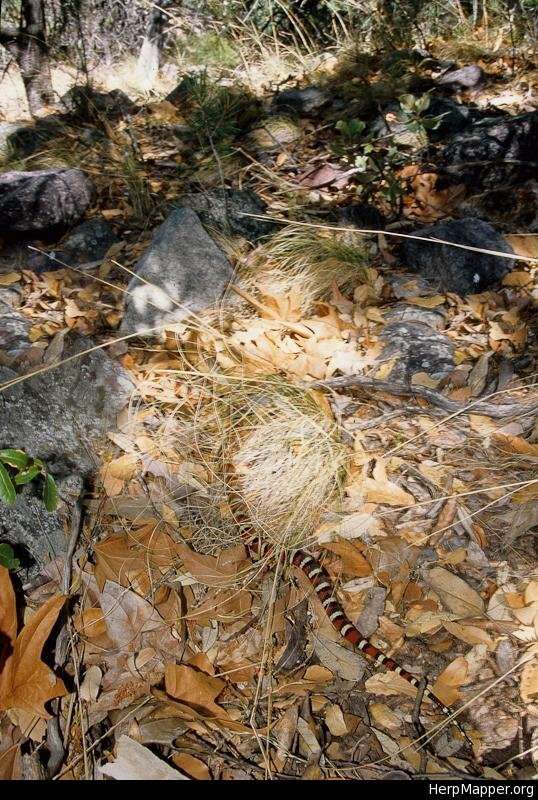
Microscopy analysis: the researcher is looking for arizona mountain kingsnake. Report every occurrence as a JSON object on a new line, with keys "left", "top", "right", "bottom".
{"left": 248, "top": 541, "right": 467, "bottom": 742}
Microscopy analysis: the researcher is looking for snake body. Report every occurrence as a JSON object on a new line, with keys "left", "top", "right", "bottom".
{"left": 248, "top": 541, "right": 464, "bottom": 738}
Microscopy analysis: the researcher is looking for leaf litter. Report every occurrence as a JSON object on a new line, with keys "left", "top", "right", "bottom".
{"left": 1, "top": 39, "right": 537, "bottom": 784}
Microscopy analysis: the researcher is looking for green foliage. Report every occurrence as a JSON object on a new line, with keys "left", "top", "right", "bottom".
{"left": 333, "top": 93, "right": 441, "bottom": 209}
{"left": 179, "top": 31, "right": 240, "bottom": 69}
{"left": 0, "top": 544, "right": 20, "bottom": 572}
{"left": 181, "top": 71, "right": 263, "bottom": 155}
{"left": 0, "top": 450, "right": 59, "bottom": 512}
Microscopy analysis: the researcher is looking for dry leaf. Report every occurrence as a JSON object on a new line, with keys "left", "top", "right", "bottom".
{"left": 176, "top": 543, "right": 247, "bottom": 588}
{"left": 520, "top": 659, "right": 538, "bottom": 704}
{"left": 321, "top": 539, "right": 371, "bottom": 577}
{"left": 165, "top": 664, "right": 225, "bottom": 718}
{"left": 0, "top": 569, "right": 66, "bottom": 717}
{"left": 100, "top": 735, "right": 188, "bottom": 780}
{"left": 171, "top": 753, "right": 210, "bottom": 780}
{"left": 424, "top": 567, "right": 484, "bottom": 616}
{"left": 369, "top": 702, "right": 402, "bottom": 732}
{"left": 0, "top": 272, "right": 21, "bottom": 286}
{"left": 443, "top": 620, "right": 495, "bottom": 650}
{"left": 431, "top": 656, "right": 469, "bottom": 706}
{"left": 324, "top": 703, "right": 348, "bottom": 736}
{"left": 98, "top": 580, "right": 167, "bottom": 651}
{"left": 363, "top": 460, "right": 415, "bottom": 507}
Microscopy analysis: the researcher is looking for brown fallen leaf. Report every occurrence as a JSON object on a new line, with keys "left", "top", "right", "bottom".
{"left": 0, "top": 567, "right": 66, "bottom": 717}
{"left": 424, "top": 566, "right": 484, "bottom": 617}
{"left": 171, "top": 753, "right": 210, "bottom": 780}
{"left": 98, "top": 580, "right": 170, "bottom": 653}
{"left": 431, "top": 656, "right": 469, "bottom": 706}
{"left": 321, "top": 539, "right": 371, "bottom": 577}
{"left": 176, "top": 542, "right": 247, "bottom": 588}
{"left": 520, "top": 656, "right": 538, "bottom": 704}
{"left": 363, "top": 459, "right": 416, "bottom": 507}
{"left": 165, "top": 664, "right": 226, "bottom": 718}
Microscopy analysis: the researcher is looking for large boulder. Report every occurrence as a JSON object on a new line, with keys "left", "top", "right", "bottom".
{"left": 0, "top": 169, "right": 94, "bottom": 233}
{"left": 440, "top": 111, "right": 538, "bottom": 186}
{"left": 120, "top": 208, "right": 234, "bottom": 336}
{"left": 0, "top": 308, "right": 134, "bottom": 578}
{"left": 401, "top": 218, "right": 514, "bottom": 295}
{"left": 0, "top": 474, "right": 83, "bottom": 581}
{"left": 0, "top": 331, "right": 134, "bottom": 476}
{"left": 178, "top": 189, "right": 276, "bottom": 242}
{"left": 0, "top": 301, "right": 32, "bottom": 363}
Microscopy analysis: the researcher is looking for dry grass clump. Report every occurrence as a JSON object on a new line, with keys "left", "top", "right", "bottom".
{"left": 241, "top": 223, "right": 372, "bottom": 309}
{"left": 172, "top": 373, "right": 347, "bottom": 555}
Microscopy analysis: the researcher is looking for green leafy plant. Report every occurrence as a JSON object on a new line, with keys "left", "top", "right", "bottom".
{"left": 0, "top": 543, "right": 20, "bottom": 571}
{"left": 333, "top": 94, "right": 442, "bottom": 209}
{"left": 0, "top": 450, "right": 59, "bottom": 512}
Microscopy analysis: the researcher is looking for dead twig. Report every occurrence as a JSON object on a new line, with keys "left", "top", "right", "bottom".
{"left": 307, "top": 374, "right": 537, "bottom": 421}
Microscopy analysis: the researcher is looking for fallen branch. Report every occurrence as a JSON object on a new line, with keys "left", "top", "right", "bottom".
{"left": 308, "top": 374, "right": 537, "bottom": 420}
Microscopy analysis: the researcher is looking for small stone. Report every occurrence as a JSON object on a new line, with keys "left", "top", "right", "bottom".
{"left": 378, "top": 320, "right": 454, "bottom": 383}
{"left": 272, "top": 86, "right": 330, "bottom": 116}
{"left": 436, "top": 64, "right": 484, "bottom": 90}
{"left": 249, "top": 116, "right": 301, "bottom": 152}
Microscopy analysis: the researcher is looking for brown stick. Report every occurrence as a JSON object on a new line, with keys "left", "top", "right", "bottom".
{"left": 308, "top": 374, "right": 537, "bottom": 420}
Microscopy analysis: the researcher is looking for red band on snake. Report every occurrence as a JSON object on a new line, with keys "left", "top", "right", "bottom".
{"left": 247, "top": 541, "right": 465, "bottom": 736}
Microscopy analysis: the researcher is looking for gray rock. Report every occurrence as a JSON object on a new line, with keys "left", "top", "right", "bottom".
{"left": 272, "top": 86, "right": 330, "bottom": 116}
{"left": 372, "top": 97, "right": 478, "bottom": 145}
{"left": 61, "top": 87, "right": 138, "bottom": 119}
{"left": 178, "top": 189, "right": 275, "bottom": 242}
{"left": 425, "top": 97, "right": 477, "bottom": 141}
{"left": 29, "top": 217, "right": 121, "bottom": 274}
{"left": 0, "top": 335, "right": 134, "bottom": 476}
{"left": 378, "top": 320, "right": 454, "bottom": 383}
{"left": 0, "top": 300, "right": 32, "bottom": 362}
{"left": 0, "top": 317, "right": 133, "bottom": 577}
{"left": 1, "top": 118, "right": 63, "bottom": 161}
{"left": 0, "top": 169, "right": 95, "bottom": 234}
{"left": 440, "top": 111, "right": 538, "bottom": 187}
{"left": 120, "top": 208, "right": 234, "bottom": 336}
{"left": 436, "top": 64, "right": 484, "bottom": 90}
{"left": 0, "top": 474, "right": 83, "bottom": 581}
{"left": 336, "top": 203, "right": 385, "bottom": 231}
{"left": 384, "top": 303, "right": 446, "bottom": 330}
{"left": 60, "top": 218, "right": 118, "bottom": 263}
{"left": 401, "top": 218, "right": 514, "bottom": 294}
{"left": 388, "top": 272, "right": 436, "bottom": 299}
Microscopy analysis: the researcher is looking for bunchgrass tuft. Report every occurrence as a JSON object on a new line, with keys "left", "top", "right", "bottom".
{"left": 241, "top": 223, "right": 372, "bottom": 309}
{"left": 164, "top": 373, "right": 347, "bottom": 556}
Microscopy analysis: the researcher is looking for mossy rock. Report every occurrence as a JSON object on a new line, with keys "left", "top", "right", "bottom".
{"left": 249, "top": 116, "right": 302, "bottom": 151}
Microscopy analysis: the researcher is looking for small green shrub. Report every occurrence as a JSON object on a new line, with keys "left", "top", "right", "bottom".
{"left": 0, "top": 449, "right": 58, "bottom": 512}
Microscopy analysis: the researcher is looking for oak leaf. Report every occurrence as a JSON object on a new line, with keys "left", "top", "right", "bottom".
{"left": 0, "top": 567, "right": 66, "bottom": 717}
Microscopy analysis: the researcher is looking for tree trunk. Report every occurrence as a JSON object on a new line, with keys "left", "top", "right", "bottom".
{"left": 0, "top": 0, "right": 54, "bottom": 116}
{"left": 136, "top": 3, "right": 169, "bottom": 89}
